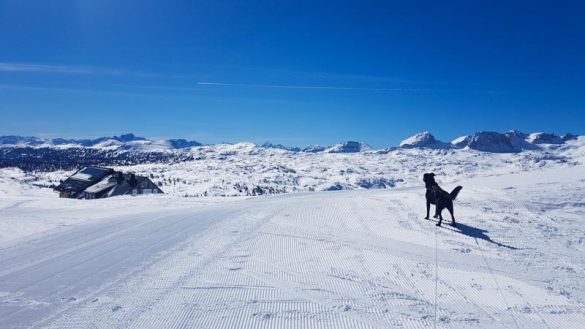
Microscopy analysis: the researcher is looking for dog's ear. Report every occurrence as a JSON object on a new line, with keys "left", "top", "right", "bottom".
{"left": 430, "top": 173, "right": 435, "bottom": 177}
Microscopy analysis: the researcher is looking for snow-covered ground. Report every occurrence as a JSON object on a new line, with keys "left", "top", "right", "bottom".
{"left": 1, "top": 138, "right": 585, "bottom": 328}
{"left": 18, "top": 136, "right": 582, "bottom": 199}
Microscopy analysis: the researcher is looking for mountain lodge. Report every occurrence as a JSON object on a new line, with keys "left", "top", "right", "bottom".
{"left": 54, "top": 167, "right": 163, "bottom": 199}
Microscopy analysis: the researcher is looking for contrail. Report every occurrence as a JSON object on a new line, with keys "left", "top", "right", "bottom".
{"left": 196, "top": 81, "right": 504, "bottom": 94}
{"left": 0, "top": 62, "right": 158, "bottom": 77}
{"left": 197, "top": 81, "right": 426, "bottom": 92}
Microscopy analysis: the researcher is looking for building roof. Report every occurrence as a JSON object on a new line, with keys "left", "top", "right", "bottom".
{"left": 54, "top": 167, "right": 163, "bottom": 198}
{"left": 73, "top": 167, "right": 112, "bottom": 180}
{"left": 84, "top": 174, "right": 117, "bottom": 193}
{"left": 54, "top": 166, "right": 114, "bottom": 194}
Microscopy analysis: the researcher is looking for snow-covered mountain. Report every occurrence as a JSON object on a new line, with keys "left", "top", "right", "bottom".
{"left": 324, "top": 141, "right": 372, "bottom": 153}
{"left": 457, "top": 131, "right": 570, "bottom": 152}
{"left": 0, "top": 133, "right": 201, "bottom": 151}
{"left": 527, "top": 132, "right": 564, "bottom": 144}
{"left": 302, "top": 144, "right": 326, "bottom": 153}
{"left": 398, "top": 131, "right": 580, "bottom": 153}
{"left": 464, "top": 131, "right": 522, "bottom": 153}
{"left": 451, "top": 135, "right": 472, "bottom": 148}
{"left": 399, "top": 130, "right": 576, "bottom": 153}
{"left": 167, "top": 139, "right": 203, "bottom": 149}
{"left": 260, "top": 142, "right": 301, "bottom": 152}
{"left": 400, "top": 132, "right": 450, "bottom": 149}
{"left": 262, "top": 141, "right": 371, "bottom": 153}
{"left": 1, "top": 131, "right": 579, "bottom": 154}
{"left": 1, "top": 131, "right": 582, "bottom": 176}
{"left": 4, "top": 133, "right": 581, "bottom": 198}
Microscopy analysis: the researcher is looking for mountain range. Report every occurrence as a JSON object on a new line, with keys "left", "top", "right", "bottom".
{"left": 0, "top": 131, "right": 579, "bottom": 154}
{"left": 1, "top": 130, "right": 582, "bottom": 172}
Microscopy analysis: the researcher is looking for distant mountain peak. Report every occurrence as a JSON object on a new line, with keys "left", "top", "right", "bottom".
{"left": 325, "top": 141, "right": 372, "bottom": 153}
{"left": 116, "top": 133, "right": 145, "bottom": 142}
{"left": 302, "top": 145, "right": 326, "bottom": 153}
{"left": 451, "top": 135, "right": 472, "bottom": 147}
{"left": 168, "top": 139, "right": 202, "bottom": 149}
{"left": 400, "top": 132, "right": 450, "bottom": 149}
{"left": 260, "top": 142, "right": 301, "bottom": 152}
{"left": 454, "top": 131, "right": 540, "bottom": 153}
{"left": 526, "top": 132, "right": 563, "bottom": 144}
{"left": 562, "top": 133, "right": 578, "bottom": 141}
{"left": 0, "top": 131, "right": 581, "bottom": 155}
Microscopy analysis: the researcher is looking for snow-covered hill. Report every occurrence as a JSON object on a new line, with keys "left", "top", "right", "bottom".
{"left": 2, "top": 134, "right": 584, "bottom": 198}
{"left": 400, "top": 131, "right": 450, "bottom": 149}
{"left": 1, "top": 163, "right": 584, "bottom": 328}
{"left": 1, "top": 131, "right": 585, "bottom": 328}
{"left": 324, "top": 141, "right": 372, "bottom": 153}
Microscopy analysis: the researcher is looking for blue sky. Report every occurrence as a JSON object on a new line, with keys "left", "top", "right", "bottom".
{"left": 0, "top": 0, "right": 583, "bottom": 147}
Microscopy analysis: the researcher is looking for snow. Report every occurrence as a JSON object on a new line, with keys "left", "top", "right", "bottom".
{"left": 3, "top": 130, "right": 579, "bottom": 155}
{"left": 260, "top": 142, "right": 301, "bottom": 152}
{"left": 466, "top": 131, "right": 519, "bottom": 153}
{"left": 83, "top": 175, "right": 116, "bottom": 193}
{"left": 400, "top": 131, "right": 435, "bottom": 146}
{"left": 93, "top": 145, "right": 575, "bottom": 197}
{"left": 450, "top": 131, "right": 560, "bottom": 153}
{"left": 91, "top": 139, "right": 123, "bottom": 150}
{"left": 70, "top": 172, "right": 92, "bottom": 181}
{"left": 451, "top": 135, "right": 471, "bottom": 147}
{"left": 324, "top": 141, "right": 372, "bottom": 153}
{"left": 527, "top": 132, "right": 563, "bottom": 144}
{"left": 0, "top": 137, "right": 585, "bottom": 328}
{"left": 303, "top": 144, "right": 326, "bottom": 153}
{"left": 400, "top": 132, "right": 450, "bottom": 149}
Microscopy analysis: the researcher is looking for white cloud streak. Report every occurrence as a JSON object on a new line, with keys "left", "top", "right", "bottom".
{"left": 196, "top": 81, "right": 429, "bottom": 92}
{"left": 0, "top": 62, "right": 111, "bottom": 74}
{"left": 0, "top": 62, "right": 158, "bottom": 77}
{"left": 0, "top": 84, "right": 155, "bottom": 97}
{"left": 196, "top": 82, "right": 508, "bottom": 94}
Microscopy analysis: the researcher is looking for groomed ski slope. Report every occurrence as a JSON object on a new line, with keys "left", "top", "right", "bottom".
{"left": 1, "top": 166, "right": 584, "bottom": 328}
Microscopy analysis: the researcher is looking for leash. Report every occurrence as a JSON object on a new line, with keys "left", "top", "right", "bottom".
{"left": 475, "top": 238, "right": 522, "bottom": 329}
{"left": 434, "top": 222, "right": 438, "bottom": 329}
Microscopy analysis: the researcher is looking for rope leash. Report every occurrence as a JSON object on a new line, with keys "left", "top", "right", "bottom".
{"left": 434, "top": 222, "right": 438, "bottom": 329}
{"left": 475, "top": 238, "right": 522, "bottom": 329}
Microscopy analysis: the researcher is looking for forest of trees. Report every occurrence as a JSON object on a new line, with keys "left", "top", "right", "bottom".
{"left": 0, "top": 147, "right": 195, "bottom": 172}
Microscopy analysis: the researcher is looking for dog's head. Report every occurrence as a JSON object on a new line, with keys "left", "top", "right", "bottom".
{"left": 423, "top": 173, "right": 436, "bottom": 187}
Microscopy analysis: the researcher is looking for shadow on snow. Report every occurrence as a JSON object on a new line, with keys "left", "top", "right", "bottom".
{"left": 441, "top": 222, "right": 518, "bottom": 250}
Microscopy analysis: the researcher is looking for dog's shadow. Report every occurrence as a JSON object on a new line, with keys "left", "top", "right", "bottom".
{"left": 444, "top": 222, "right": 518, "bottom": 250}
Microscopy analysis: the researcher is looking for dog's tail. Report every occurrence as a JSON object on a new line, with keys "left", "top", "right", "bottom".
{"left": 450, "top": 186, "right": 463, "bottom": 200}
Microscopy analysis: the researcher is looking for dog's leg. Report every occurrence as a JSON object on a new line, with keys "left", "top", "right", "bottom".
{"left": 433, "top": 201, "right": 440, "bottom": 218}
{"left": 447, "top": 204, "right": 456, "bottom": 227}
{"left": 435, "top": 207, "right": 443, "bottom": 226}
{"left": 425, "top": 201, "right": 430, "bottom": 220}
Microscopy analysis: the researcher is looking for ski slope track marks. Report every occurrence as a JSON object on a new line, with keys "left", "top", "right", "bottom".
{"left": 0, "top": 167, "right": 585, "bottom": 328}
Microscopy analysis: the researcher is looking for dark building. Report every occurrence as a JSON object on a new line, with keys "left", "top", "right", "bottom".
{"left": 54, "top": 166, "right": 163, "bottom": 199}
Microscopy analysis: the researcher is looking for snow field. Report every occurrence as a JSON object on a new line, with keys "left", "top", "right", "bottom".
{"left": 0, "top": 138, "right": 584, "bottom": 328}
{"left": 0, "top": 165, "right": 582, "bottom": 328}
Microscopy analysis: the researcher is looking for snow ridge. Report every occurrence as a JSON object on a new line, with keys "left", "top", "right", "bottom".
{"left": 400, "top": 132, "right": 450, "bottom": 149}
{"left": 0, "top": 131, "right": 581, "bottom": 155}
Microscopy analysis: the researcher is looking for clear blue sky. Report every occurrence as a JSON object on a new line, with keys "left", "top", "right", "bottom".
{"left": 0, "top": 0, "right": 583, "bottom": 147}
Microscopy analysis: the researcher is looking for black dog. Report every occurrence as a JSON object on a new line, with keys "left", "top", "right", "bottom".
{"left": 423, "top": 173, "right": 463, "bottom": 227}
